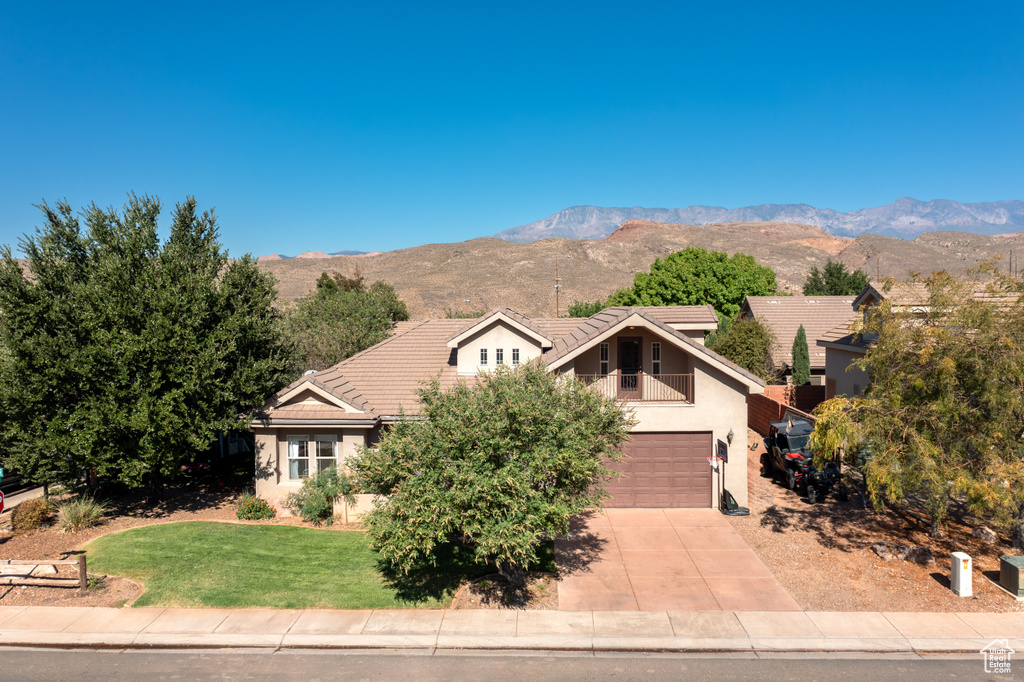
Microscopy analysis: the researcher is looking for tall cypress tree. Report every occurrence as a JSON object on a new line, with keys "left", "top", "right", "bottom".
{"left": 791, "top": 324, "right": 811, "bottom": 386}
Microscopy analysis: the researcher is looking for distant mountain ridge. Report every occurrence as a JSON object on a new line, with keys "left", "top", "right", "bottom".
{"left": 495, "top": 198, "right": 1024, "bottom": 243}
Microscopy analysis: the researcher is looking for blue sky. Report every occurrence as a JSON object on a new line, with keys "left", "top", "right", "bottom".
{"left": 1, "top": 2, "right": 1021, "bottom": 257}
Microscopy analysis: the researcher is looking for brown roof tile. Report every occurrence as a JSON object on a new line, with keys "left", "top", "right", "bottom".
{"left": 741, "top": 296, "right": 857, "bottom": 371}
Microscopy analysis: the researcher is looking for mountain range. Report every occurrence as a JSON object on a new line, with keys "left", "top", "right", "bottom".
{"left": 495, "top": 198, "right": 1024, "bottom": 243}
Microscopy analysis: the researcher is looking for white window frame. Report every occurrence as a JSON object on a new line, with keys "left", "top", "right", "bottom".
{"left": 600, "top": 342, "right": 609, "bottom": 375}
{"left": 479, "top": 348, "right": 488, "bottom": 365}
{"left": 511, "top": 348, "right": 520, "bottom": 365}
{"left": 652, "top": 342, "right": 661, "bottom": 375}
{"left": 286, "top": 434, "right": 338, "bottom": 480}
{"left": 495, "top": 348, "right": 504, "bottom": 365}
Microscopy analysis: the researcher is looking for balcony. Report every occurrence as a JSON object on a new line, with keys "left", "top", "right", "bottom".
{"left": 576, "top": 373, "right": 693, "bottom": 403}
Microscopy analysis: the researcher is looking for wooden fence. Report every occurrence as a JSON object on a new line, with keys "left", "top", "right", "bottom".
{"left": 749, "top": 393, "right": 817, "bottom": 437}
{"left": 0, "top": 556, "right": 88, "bottom": 595}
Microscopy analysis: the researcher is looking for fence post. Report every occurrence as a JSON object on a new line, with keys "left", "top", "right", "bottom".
{"left": 78, "top": 555, "right": 88, "bottom": 596}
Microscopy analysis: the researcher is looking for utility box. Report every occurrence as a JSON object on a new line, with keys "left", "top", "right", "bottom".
{"left": 999, "top": 556, "right": 1024, "bottom": 597}
{"left": 951, "top": 552, "right": 972, "bottom": 597}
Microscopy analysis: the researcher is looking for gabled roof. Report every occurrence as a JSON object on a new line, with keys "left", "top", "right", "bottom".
{"left": 740, "top": 296, "right": 857, "bottom": 371}
{"left": 543, "top": 307, "right": 765, "bottom": 391}
{"left": 257, "top": 306, "right": 764, "bottom": 424}
{"left": 446, "top": 307, "right": 551, "bottom": 348}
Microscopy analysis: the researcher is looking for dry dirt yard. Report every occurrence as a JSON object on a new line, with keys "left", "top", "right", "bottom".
{"left": 732, "top": 428, "right": 1024, "bottom": 613}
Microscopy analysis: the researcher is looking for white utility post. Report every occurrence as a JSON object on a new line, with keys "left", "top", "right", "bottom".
{"left": 951, "top": 551, "right": 973, "bottom": 597}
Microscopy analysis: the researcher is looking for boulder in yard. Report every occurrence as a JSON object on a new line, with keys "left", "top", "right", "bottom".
{"left": 972, "top": 526, "right": 999, "bottom": 544}
{"left": 871, "top": 542, "right": 935, "bottom": 565}
{"left": 872, "top": 543, "right": 896, "bottom": 561}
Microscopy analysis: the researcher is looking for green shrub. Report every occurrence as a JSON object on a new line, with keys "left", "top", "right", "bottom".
{"left": 11, "top": 497, "right": 54, "bottom": 534}
{"left": 236, "top": 492, "right": 277, "bottom": 520}
{"left": 56, "top": 495, "right": 109, "bottom": 533}
{"left": 284, "top": 468, "right": 356, "bottom": 525}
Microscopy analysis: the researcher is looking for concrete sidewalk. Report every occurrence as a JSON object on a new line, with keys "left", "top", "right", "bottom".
{"left": 0, "top": 606, "right": 1022, "bottom": 653}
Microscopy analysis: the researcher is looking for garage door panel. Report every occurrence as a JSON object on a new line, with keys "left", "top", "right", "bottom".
{"left": 604, "top": 432, "right": 713, "bottom": 508}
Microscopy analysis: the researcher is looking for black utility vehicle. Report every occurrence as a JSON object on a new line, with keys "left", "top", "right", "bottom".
{"left": 804, "top": 460, "right": 848, "bottom": 504}
{"left": 760, "top": 419, "right": 815, "bottom": 491}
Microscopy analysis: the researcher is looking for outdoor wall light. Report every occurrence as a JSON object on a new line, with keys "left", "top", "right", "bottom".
{"left": 727, "top": 428, "right": 734, "bottom": 445}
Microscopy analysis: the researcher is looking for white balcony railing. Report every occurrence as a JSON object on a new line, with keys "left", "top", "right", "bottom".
{"left": 576, "top": 373, "right": 693, "bottom": 403}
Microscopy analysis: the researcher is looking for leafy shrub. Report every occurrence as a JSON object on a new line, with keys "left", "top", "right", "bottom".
{"left": 236, "top": 492, "right": 277, "bottom": 520}
{"left": 56, "top": 495, "right": 109, "bottom": 533}
{"left": 284, "top": 468, "right": 356, "bottom": 526}
{"left": 11, "top": 497, "right": 54, "bottom": 534}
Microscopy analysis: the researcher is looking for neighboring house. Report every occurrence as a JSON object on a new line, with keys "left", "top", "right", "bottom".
{"left": 815, "top": 280, "right": 1020, "bottom": 399}
{"left": 738, "top": 296, "right": 857, "bottom": 384}
{"left": 253, "top": 305, "right": 764, "bottom": 512}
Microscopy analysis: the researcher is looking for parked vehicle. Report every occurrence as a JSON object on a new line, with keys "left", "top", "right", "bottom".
{"left": 760, "top": 419, "right": 815, "bottom": 491}
{"left": 804, "top": 460, "right": 848, "bottom": 504}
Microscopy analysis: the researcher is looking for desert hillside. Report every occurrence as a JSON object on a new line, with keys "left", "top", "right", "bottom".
{"left": 258, "top": 221, "right": 1024, "bottom": 319}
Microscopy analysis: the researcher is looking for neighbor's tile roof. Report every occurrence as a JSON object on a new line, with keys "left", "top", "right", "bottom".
{"left": 816, "top": 322, "right": 874, "bottom": 352}
{"left": 741, "top": 296, "right": 857, "bottom": 371}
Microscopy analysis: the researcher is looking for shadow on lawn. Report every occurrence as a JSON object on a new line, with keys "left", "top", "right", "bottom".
{"left": 378, "top": 541, "right": 556, "bottom": 605}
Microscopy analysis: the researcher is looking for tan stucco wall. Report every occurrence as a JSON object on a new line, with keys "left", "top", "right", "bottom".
{"left": 573, "top": 330, "right": 693, "bottom": 376}
{"left": 455, "top": 321, "right": 544, "bottom": 375}
{"left": 254, "top": 426, "right": 369, "bottom": 516}
{"left": 824, "top": 347, "right": 868, "bottom": 398}
{"left": 625, "top": 355, "right": 751, "bottom": 508}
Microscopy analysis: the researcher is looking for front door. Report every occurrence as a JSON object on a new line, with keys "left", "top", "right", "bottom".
{"left": 618, "top": 337, "right": 642, "bottom": 399}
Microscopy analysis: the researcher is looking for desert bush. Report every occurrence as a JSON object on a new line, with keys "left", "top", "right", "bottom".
{"left": 236, "top": 492, "right": 277, "bottom": 520}
{"left": 284, "top": 468, "right": 356, "bottom": 525}
{"left": 56, "top": 495, "right": 109, "bottom": 533}
{"left": 11, "top": 497, "right": 54, "bottom": 534}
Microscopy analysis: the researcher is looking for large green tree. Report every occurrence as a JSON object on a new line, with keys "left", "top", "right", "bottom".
{"left": 352, "top": 362, "right": 635, "bottom": 586}
{"left": 791, "top": 324, "right": 811, "bottom": 385}
{"left": 707, "top": 317, "right": 778, "bottom": 382}
{"left": 803, "top": 259, "right": 870, "bottom": 296}
{"left": 811, "top": 270, "right": 1024, "bottom": 544}
{"left": 283, "top": 272, "right": 409, "bottom": 372}
{"left": 0, "top": 195, "right": 297, "bottom": 493}
{"left": 607, "top": 247, "right": 778, "bottom": 320}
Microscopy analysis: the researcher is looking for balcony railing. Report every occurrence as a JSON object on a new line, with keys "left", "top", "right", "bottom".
{"left": 576, "top": 373, "right": 693, "bottom": 403}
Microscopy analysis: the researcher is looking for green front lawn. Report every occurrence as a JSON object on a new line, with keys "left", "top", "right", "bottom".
{"left": 86, "top": 521, "right": 554, "bottom": 609}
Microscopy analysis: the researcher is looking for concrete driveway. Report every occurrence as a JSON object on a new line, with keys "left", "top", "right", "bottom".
{"left": 556, "top": 508, "right": 800, "bottom": 611}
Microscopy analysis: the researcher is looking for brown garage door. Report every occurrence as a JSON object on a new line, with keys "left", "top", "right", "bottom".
{"left": 605, "top": 432, "right": 713, "bottom": 508}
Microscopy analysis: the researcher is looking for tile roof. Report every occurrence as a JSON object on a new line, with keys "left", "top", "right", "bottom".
{"left": 262, "top": 402, "right": 377, "bottom": 422}
{"left": 260, "top": 306, "right": 763, "bottom": 422}
{"left": 446, "top": 307, "right": 551, "bottom": 346}
{"left": 741, "top": 296, "right": 857, "bottom": 371}
{"left": 816, "top": 322, "right": 873, "bottom": 352}
{"left": 632, "top": 305, "right": 719, "bottom": 326}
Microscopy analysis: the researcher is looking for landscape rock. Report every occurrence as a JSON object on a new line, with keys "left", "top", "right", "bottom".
{"left": 972, "top": 526, "right": 999, "bottom": 544}
{"left": 871, "top": 543, "right": 896, "bottom": 561}
{"left": 871, "top": 542, "right": 935, "bottom": 565}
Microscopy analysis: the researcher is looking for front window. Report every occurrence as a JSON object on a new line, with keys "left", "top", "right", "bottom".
{"left": 652, "top": 342, "right": 661, "bottom": 375}
{"left": 600, "top": 342, "right": 609, "bottom": 375}
{"left": 512, "top": 348, "right": 520, "bottom": 365}
{"left": 496, "top": 348, "right": 504, "bottom": 365}
{"left": 480, "top": 348, "right": 488, "bottom": 365}
{"left": 288, "top": 435, "right": 337, "bottom": 479}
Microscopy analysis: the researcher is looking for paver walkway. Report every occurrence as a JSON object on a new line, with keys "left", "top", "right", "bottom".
{"left": 555, "top": 508, "right": 799, "bottom": 611}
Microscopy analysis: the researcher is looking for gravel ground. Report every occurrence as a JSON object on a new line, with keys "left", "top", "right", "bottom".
{"left": 731, "top": 428, "right": 1024, "bottom": 613}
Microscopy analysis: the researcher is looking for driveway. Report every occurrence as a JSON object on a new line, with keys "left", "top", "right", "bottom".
{"left": 556, "top": 508, "right": 800, "bottom": 611}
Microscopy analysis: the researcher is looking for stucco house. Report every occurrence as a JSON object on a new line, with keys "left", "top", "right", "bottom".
{"left": 816, "top": 280, "right": 1020, "bottom": 399}
{"left": 252, "top": 305, "right": 765, "bottom": 513}
{"left": 737, "top": 295, "right": 857, "bottom": 385}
